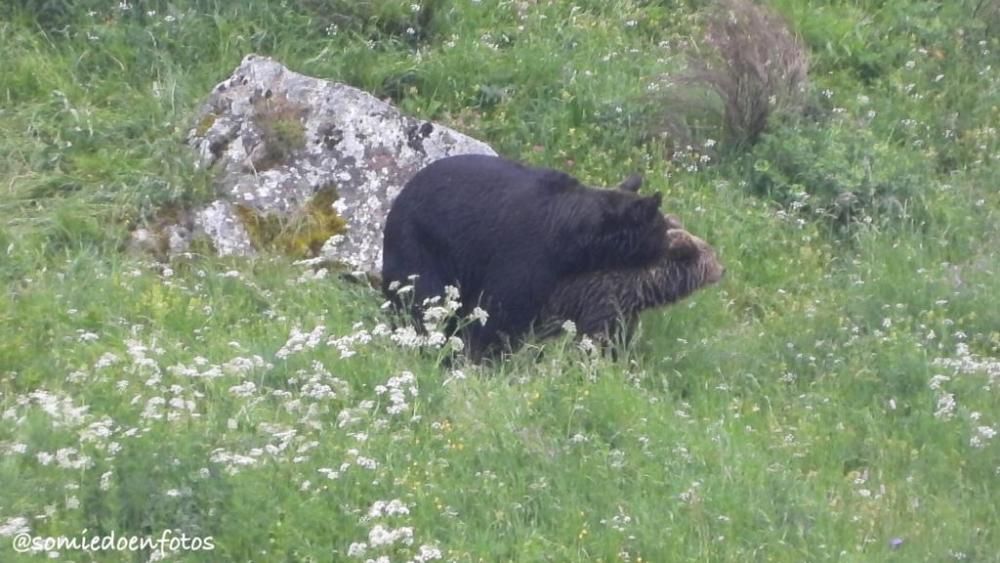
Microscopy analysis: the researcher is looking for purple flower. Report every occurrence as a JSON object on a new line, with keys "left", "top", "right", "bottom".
{"left": 890, "top": 537, "right": 904, "bottom": 550}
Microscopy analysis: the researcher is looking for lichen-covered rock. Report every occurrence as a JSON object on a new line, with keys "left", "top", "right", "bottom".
{"left": 154, "top": 54, "right": 496, "bottom": 273}
{"left": 195, "top": 201, "right": 255, "bottom": 257}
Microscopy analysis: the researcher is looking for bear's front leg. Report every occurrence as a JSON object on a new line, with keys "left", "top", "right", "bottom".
{"left": 470, "top": 264, "right": 557, "bottom": 359}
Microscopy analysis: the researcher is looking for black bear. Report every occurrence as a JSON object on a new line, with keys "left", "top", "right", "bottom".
{"left": 381, "top": 154, "right": 668, "bottom": 359}
{"left": 536, "top": 224, "right": 724, "bottom": 346}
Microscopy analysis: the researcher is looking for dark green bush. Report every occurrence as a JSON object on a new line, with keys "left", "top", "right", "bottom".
{"left": 743, "top": 116, "right": 934, "bottom": 227}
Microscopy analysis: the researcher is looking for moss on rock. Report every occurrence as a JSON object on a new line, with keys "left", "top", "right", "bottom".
{"left": 251, "top": 94, "right": 308, "bottom": 170}
{"left": 195, "top": 113, "right": 217, "bottom": 137}
{"left": 235, "top": 185, "right": 347, "bottom": 258}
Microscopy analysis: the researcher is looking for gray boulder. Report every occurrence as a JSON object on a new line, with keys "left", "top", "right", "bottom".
{"left": 141, "top": 54, "right": 497, "bottom": 274}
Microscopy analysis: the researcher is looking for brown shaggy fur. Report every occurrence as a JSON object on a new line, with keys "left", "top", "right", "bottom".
{"left": 536, "top": 226, "right": 724, "bottom": 344}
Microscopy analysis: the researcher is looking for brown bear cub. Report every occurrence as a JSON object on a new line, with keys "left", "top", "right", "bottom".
{"left": 536, "top": 222, "right": 724, "bottom": 346}
{"left": 381, "top": 154, "right": 669, "bottom": 359}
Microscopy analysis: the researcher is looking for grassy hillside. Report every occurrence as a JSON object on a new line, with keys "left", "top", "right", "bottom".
{"left": 1, "top": 1, "right": 998, "bottom": 561}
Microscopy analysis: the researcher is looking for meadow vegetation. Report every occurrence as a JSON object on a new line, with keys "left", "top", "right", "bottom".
{"left": 1, "top": 0, "right": 998, "bottom": 561}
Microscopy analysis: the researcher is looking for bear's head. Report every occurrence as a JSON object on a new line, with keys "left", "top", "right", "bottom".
{"left": 663, "top": 228, "right": 726, "bottom": 284}
{"left": 660, "top": 227, "right": 725, "bottom": 290}
{"left": 537, "top": 220, "right": 723, "bottom": 344}
{"left": 576, "top": 174, "right": 669, "bottom": 270}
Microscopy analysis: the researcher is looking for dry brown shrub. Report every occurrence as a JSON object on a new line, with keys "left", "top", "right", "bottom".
{"left": 656, "top": 0, "right": 809, "bottom": 149}
{"left": 973, "top": 0, "right": 1000, "bottom": 35}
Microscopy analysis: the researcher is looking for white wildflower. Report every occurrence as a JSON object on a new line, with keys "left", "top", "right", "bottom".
{"left": 347, "top": 542, "right": 367, "bottom": 557}
{"left": 100, "top": 471, "right": 113, "bottom": 491}
{"left": 413, "top": 544, "right": 443, "bottom": 562}
{"left": 470, "top": 307, "right": 489, "bottom": 326}
{"left": 971, "top": 426, "right": 997, "bottom": 448}
{"left": 368, "top": 524, "right": 414, "bottom": 547}
{"left": 94, "top": 352, "right": 120, "bottom": 369}
{"left": 934, "top": 393, "right": 956, "bottom": 420}
{"left": 561, "top": 320, "right": 577, "bottom": 335}
{"left": 0, "top": 516, "right": 29, "bottom": 537}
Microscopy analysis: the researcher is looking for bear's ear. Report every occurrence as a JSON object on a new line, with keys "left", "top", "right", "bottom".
{"left": 617, "top": 174, "right": 643, "bottom": 193}
{"left": 663, "top": 213, "right": 684, "bottom": 230}
{"left": 622, "top": 193, "right": 662, "bottom": 225}
{"left": 665, "top": 229, "right": 700, "bottom": 260}
{"left": 626, "top": 193, "right": 661, "bottom": 224}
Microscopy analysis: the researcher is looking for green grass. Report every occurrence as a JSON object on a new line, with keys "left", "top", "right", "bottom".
{"left": 1, "top": 1, "right": 998, "bottom": 561}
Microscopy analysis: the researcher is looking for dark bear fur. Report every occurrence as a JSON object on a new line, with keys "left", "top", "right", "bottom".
{"left": 535, "top": 225, "right": 724, "bottom": 345}
{"left": 381, "top": 154, "right": 668, "bottom": 359}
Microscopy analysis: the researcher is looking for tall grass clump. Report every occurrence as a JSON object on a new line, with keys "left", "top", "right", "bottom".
{"left": 654, "top": 0, "right": 809, "bottom": 150}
